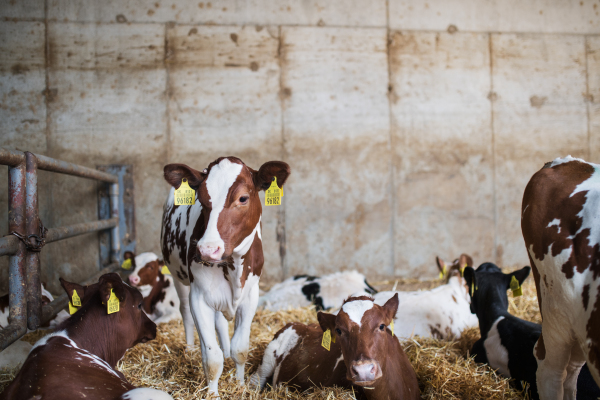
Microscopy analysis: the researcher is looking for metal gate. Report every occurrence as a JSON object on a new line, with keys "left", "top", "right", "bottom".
{"left": 0, "top": 148, "right": 134, "bottom": 350}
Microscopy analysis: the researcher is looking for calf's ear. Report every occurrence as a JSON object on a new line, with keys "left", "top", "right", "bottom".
{"left": 123, "top": 251, "right": 135, "bottom": 260}
{"left": 98, "top": 273, "right": 128, "bottom": 304}
{"left": 463, "top": 267, "right": 476, "bottom": 297}
{"left": 508, "top": 266, "right": 531, "bottom": 288}
{"left": 382, "top": 293, "right": 399, "bottom": 323}
{"left": 459, "top": 253, "right": 474, "bottom": 269}
{"left": 59, "top": 278, "right": 86, "bottom": 301}
{"left": 252, "top": 161, "right": 291, "bottom": 191}
{"left": 163, "top": 164, "right": 205, "bottom": 189}
{"left": 317, "top": 311, "right": 337, "bottom": 333}
{"left": 435, "top": 256, "right": 446, "bottom": 274}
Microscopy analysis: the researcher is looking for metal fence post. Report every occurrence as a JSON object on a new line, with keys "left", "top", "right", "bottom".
{"left": 25, "top": 152, "right": 41, "bottom": 330}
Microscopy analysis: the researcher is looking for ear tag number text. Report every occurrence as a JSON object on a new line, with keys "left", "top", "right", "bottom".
{"left": 321, "top": 329, "right": 332, "bottom": 351}
{"left": 174, "top": 178, "right": 195, "bottom": 206}
{"left": 107, "top": 289, "right": 120, "bottom": 314}
{"left": 161, "top": 265, "right": 171, "bottom": 275}
{"left": 72, "top": 290, "right": 81, "bottom": 307}
{"left": 510, "top": 275, "right": 523, "bottom": 297}
{"left": 265, "top": 177, "right": 282, "bottom": 206}
{"left": 121, "top": 259, "right": 132, "bottom": 270}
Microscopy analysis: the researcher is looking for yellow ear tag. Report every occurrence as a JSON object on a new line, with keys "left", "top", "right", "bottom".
{"left": 107, "top": 289, "right": 120, "bottom": 315}
{"left": 281, "top": 186, "right": 283, "bottom": 197}
{"left": 68, "top": 301, "right": 79, "bottom": 315}
{"left": 390, "top": 319, "right": 395, "bottom": 337}
{"left": 510, "top": 275, "right": 523, "bottom": 297}
{"left": 321, "top": 329, "right": 332, "bottom": 351}
{"left": 174, "top": 178, "right": 195, "bottom": 206}
{"left": 439, "top": 265, "right": 447, "bottom": 280}
{"left": 331, "top": 333, "right": 336, "bottom": 343}
{"left": 460, "top": 264, "right": 467, "bottom": 276}
{"left": 121, "top": 258, "right": 132, "bottom": 270}
{"left": 72, "top": 289, "right": 82, "bottom": 307}
{"left": 161, "top": 265, "right": 171, "bottom": 275}
{"left": 470, "top": 281, "right": 475, "bottom": 296}
{"left": 265, "top": 177, "right": 282, "bottom": 206}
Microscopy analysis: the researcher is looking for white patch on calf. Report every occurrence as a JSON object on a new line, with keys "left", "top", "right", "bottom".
{"left": 570, "top": 163, "right": 600, "bottom": 249}
{"left": 198, "top": 159, "right": 243, "bottom": 251}
{"left": 254, "top": 325, "right": 300, "bottom": 387}
{"left": 484, "top": 316, "right": 510, "bottom": 377}
{"left": 341, "top": 300, "right": 374, "bottom": 327}
{"left": 550, "top": 155, "right": 586, "bottom": 168}
{"left": 547, "top": 219, "right": 561, "bottom": 233}
{"left": 121, "top": 388, "right": 174, "bottom": 400}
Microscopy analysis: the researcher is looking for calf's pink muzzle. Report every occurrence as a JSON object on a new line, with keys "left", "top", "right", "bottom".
{"left": 198, "top": 243, "right": 224, "bottom": 262}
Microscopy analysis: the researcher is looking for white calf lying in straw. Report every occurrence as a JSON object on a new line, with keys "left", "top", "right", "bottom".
{"left": 258, "top": 271, "right": 378, "bottom": 311}
{"left": 373, "top": 254, "right": 478, "bottom": 339}
{"left": 123, "top": 251, "right": 181, "bottom": 324}
{"left": 0, "top": 284, "right": 70, "bottom": 369}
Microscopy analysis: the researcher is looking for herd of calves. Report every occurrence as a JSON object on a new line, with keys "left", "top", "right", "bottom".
{"left": 1, "top": 155, "right": 600, "bottom": 400}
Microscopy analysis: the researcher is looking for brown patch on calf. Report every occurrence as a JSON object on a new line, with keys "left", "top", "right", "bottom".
{"left": 583, "top": 284, "right": 591, "bottom": 310}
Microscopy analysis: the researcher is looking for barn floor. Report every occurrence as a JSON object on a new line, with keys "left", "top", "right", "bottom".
{"left": 0, "top": 277, "right": 540, "bottom": 399}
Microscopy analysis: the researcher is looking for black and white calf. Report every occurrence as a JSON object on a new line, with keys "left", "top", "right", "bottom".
{"left": 464, "top": 263, "right": 600, "bottom": 400}
{"left": 258, "top": 271, "right": 377, "bottom": 311}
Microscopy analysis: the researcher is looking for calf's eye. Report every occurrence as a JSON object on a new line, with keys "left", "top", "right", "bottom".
{"left": 239, "top": 196, "right": 249, "bottom": 204}
{"left": 379, "top": 324, "right": 385, "bottom": 331}
{"left": 335, "top": 328, "right": 342, "bottom": 335}
{"left": 138, "top": 303, "right": 143, "bottom": 310}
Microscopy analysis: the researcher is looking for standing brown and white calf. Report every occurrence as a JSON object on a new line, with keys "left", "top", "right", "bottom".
{"left": 0, "top": 273, "right": 172, "bottom": 400}
{"left": 161, "top": 156, "right": 290, "bottom": 397}
{"left": 251, "top": 295, "right": 420, "bottom": 400}
{"left": 522, "top": 156, "right": 600, "bottom": 399}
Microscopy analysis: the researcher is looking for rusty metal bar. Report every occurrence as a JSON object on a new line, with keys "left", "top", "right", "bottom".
{"left": 40, "top": 262, "right": 120, "bottom": 325}
{"left": 0, "top": 236, "right": 19, "bottom": 257}
{"left": 25, "top": 152, "right": 41, "bottom": 330}
{"left": 0, "top": 159, "right": 27, "bottom": 350}
{"left": 0, "top": 148, "right": 25, "bottom": 167}
{"left": 109, "top": 183, "right": 120, "bottom": 263}
{"left": 45, "top": 218, "right": 118, "bottom": 244}
{"left": 35, "top": 153, "right": 118, "bottom": 183}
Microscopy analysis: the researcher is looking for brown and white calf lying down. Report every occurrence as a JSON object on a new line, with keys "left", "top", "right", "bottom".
{"left": 124, "top": 251, "right": 181, "bottom": 324}
{"left": 251, "top": 294, "right": 420, "bottom": 400}
{"left": 0, "top": 273, "right": 173, "bottom": 400}
{"left": 372, "top": 254, "right": 478, "bottom": 339}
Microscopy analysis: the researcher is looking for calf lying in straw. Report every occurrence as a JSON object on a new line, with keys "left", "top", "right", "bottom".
{"left": 251, "top": 294, "right": 420, "bottom": 400}
{"left": 258, "top": 271, "right": 377, "bottom": 311}
{"left": 372, "top": 254, "right": 478, "bottom": 339}
{"left": 0, "top": 273, "right": 173, "bottom": 400}
{"left": 464, "top": 262, "right": 600, "bottom": 400}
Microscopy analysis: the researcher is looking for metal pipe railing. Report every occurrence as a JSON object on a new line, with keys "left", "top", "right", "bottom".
{"left": 0, "top": 148, "right": 121, "bottom": 349}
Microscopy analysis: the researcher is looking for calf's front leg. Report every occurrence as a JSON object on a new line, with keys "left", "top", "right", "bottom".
{"left": 173, "top": 278, "right": 196, "bottom": 347}
{"left": 231, "top": 283, "right": 260, "bottom": 384}
{"left": 190, "top": 289, "right": 223, "bottom": 397}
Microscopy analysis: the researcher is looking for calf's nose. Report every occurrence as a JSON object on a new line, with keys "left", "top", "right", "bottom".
{"left": 198, "top": 243, "right": 224, "bottom": 262}
{"left": 129, "top": 275, "right": 140, "bottom": 286}
{"left": 351, "top": 361, "right": 380, "bottom": 383}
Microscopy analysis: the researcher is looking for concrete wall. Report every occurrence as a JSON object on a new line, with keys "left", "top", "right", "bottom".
{"left": 1, "top": 0, "right": 598, "bottom": 293}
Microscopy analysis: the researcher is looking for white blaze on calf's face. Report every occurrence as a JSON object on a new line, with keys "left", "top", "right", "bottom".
{"left": 198, "top": 159, "right": 243, "bottom": 261}
{"left": 341, "top": 300, "right": 374, "bottom": 327}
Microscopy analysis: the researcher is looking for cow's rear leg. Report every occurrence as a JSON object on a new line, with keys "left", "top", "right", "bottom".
{"left": 173, "top": 279, "right": 196, "bottom": 348}
{"left": 231, "top": 283, "right": 260, "bottom": 384}
{"left": 536, "top": 330, "right": 574, "bottom": 400}
{"left": 215, "top": 311, "right": 231, "bottom": 358}
{"left": 190, "top": 291, "right": 223, "bottom": 397}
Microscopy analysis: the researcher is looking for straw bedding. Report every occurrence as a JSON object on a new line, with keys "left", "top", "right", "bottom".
{"left": 0, "top": 276, "right": 540, "bottom": 399}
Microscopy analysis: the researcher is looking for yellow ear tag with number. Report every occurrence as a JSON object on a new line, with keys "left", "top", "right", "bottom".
{"left": 121, "top": 259, "right": 132, "bottom": 270}
{"left": 174, "top": 178, "right": 195, "bottom": 206}
{"left": 68, "top": 301, "right": 79, "bottom": 315}
{"left": 107, "top": 289, "right": 120, "bottom": 315}
{"left": 265, "top": 177, "right": 282, "bottom": 206}
{"left": 510, "top": 275, "right": 523, "bottom": 297}
{"left": 72, "top": 289, "right": 81, "bottom": 307}
{"left": 161, "top": 265, "right": 171, "bottom": 275}
{"left": 439, "top": 265, "right": 447, "bottom": 280}
{"left": 390, "top": 320, "right": 395, "bottom": 337}
{"left": 321, "top": 329, "right": 332, "bottom": 351}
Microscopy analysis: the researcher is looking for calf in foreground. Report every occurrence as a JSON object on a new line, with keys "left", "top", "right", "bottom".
{"left": 258, "top": 270, "right": 377, "bottom": 311}
{"left": 161, "top": 156, "right": 290, "bottom": 397}
{"left": 464, "top": 262, "right": 600, "bottom": 400}
{"left": 373, "top": 254, "right": 478, "bottom": 339}
{"left": 251, "top": 294, "right": 420, "bottom": 400}
{"left": 522, "top": 156, "right": 600, "bottom": 399}
{"left": 0, "top": 273, "right": 172, "bottom": 400}
{"left": 125, "top": 251, "right": 181, "bottom": 324}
